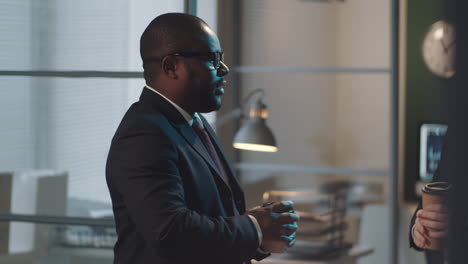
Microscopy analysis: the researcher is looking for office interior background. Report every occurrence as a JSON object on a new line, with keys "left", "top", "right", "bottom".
{"left": 1, "top": 0, "right": 466, "bottom": 263}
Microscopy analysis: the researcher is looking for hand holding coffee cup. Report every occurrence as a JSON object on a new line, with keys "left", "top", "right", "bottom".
{"left": 246, "top": 201, "right": 299, "bottom": 253}
{"left": 413, "top": 182, "right": 451, "bottom": 250}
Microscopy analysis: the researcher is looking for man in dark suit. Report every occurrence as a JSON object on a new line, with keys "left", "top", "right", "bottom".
{"left": 106, "top": 13, "right": 299, "bottom": 264}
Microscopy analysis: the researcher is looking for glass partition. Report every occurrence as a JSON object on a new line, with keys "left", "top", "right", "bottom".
{"left": 0, "top": 0, "right": 184, "bottom": 72}
{"left": 0, "top": 1, "right": 191, "bottom": 262}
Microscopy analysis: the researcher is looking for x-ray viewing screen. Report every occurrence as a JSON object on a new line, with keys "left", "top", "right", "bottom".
{"left": 419, "top": 123, "right": 448, "bottom": 182}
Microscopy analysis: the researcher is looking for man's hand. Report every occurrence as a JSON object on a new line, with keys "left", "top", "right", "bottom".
{"left": 412, "top": 204, "right": 449, "bottom": 249}
{"left": 246, "top": 201, "right": 299, "bottom": 253}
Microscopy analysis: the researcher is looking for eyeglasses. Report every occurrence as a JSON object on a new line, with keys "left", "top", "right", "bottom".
{"left": 169, "top": 51, "right": 224, "bottom": 70}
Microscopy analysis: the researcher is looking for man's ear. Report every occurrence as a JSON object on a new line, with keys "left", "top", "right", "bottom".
{"left": 161, "top": 56, "right": 178, "bottom": 79}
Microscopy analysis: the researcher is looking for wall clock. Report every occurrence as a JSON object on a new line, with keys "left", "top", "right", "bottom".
{"left": 422, "top": 20, "right": 456, "bottom": 78}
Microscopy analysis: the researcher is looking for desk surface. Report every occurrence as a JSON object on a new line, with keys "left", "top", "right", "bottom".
{"left": 253, "top": 245, "right": 374, "bottom": 264}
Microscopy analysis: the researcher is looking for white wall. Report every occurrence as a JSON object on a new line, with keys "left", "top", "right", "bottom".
{"left": 236, "top": 0, "right": 391, "bottom": 201}
{"left": 239, "top": 0, "right": 337, "bottom": 196}
{"left": 334, "top": 0, "right": 390, "bottom": 170}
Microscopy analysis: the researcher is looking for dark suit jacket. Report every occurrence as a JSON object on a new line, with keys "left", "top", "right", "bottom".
{"left": 106, "top": 88, "right": 261, "bottom": 264}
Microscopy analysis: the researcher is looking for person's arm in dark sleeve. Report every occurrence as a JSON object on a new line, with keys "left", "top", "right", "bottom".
{"left": 107, "top": 127, "right": 259, "bottom": 263}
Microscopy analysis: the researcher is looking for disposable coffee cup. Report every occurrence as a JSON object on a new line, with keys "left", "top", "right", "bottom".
{"left": 421, "top": 181, "right": 451, "bottom": 250}
{"left": 260, "top": 201, "right": 295, "bottom": 253}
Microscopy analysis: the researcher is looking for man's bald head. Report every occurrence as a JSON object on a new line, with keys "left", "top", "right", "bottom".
{"left": 140, "top": 13, "right": 214, "bottom": 82}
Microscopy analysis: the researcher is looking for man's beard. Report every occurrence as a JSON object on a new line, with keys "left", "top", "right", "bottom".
{"left": 197, "top": 89, "right": 222, "bottom": 113}
{"left": 189, "top": 73, "right": 222, "bottom": 113}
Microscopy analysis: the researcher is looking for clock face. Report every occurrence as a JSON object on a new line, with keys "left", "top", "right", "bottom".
{"left": 422, "top": 20, "right": 456, "bottom": 78}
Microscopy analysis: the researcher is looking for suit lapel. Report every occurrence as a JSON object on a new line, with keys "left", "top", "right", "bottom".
{"left": 200, "top": 115, "right": 243, "bottom": 195}
{"left": 140, "top": 87, "right": 241, "bottom": 203}
{"left": 178, "top": 122, "right": 244, "bottom": 214}
{"left": 175, "top": 123, "right": 224, "bottom": 178}
{"left": 140, "top": 88, "right": 223, "bottom": 178}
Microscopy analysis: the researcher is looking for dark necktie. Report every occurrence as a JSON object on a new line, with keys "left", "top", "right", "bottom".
{"left": 192, "top": 117, "right": 230, "bottom": 184}
{"left": 192, "top": 117, "right": 240, "bottom": 216}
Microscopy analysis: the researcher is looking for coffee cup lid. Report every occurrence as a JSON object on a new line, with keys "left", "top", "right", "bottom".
{"left": 422, "top": 181, "right": 452, "bottom": 195}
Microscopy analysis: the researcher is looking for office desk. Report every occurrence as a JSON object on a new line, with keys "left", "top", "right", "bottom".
{"left": 253, "top": 245, "right": 373, "bottom": 264}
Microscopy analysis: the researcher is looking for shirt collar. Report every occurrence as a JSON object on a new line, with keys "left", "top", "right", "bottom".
{"left": 145, "top": 85, "right": 202, "bottom": 127}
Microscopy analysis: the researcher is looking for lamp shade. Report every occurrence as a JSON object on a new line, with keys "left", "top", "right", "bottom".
{"left": 233, "top": 116, "right": 278, "bottom": 152}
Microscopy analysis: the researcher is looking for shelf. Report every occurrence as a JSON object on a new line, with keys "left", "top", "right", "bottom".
{"left": 252, "top": 244, "right": 374, "bottom": 264}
